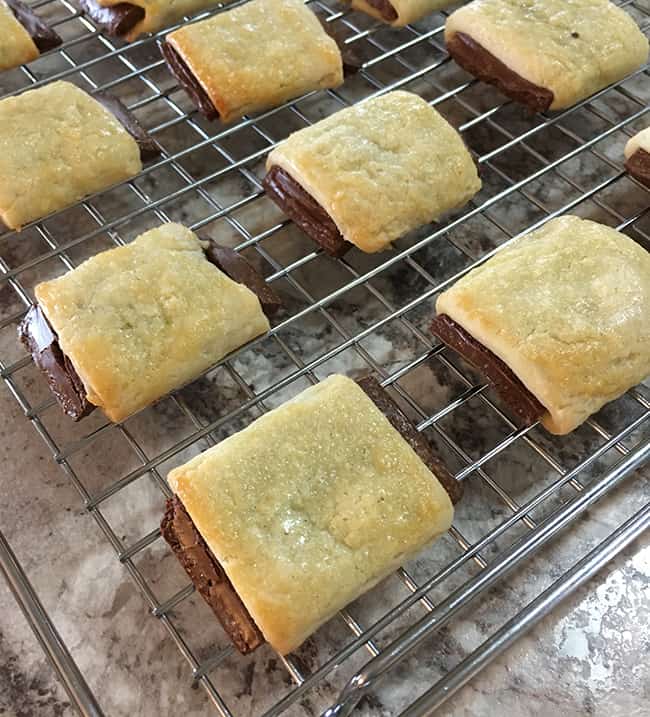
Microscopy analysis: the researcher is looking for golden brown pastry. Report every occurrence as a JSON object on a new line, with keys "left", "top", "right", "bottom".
{"left": 445, "top": 0, "right": 649, "bottom": 112}
{"left": 351, "top": 0, "right": 453, "bottom": 26}
{"left": 162, "top": 0, "right": 343, "bottom": 123}
{"left": 0, "top": 81, "right": 142, "bottom": 230}
{"left": 167, "top": 374, "right": 454, "bottom": 655}
{"left": 264, "top": 91, "right": 481, "bottom": 254}
{"left": 433, "top": 216, "right": 650, "bottom": 434}
{"left": 26, "top": 224, "right": 270, "bottom": 423}
{"left": 0, "top": 0, "right": 38, "bottom": 71}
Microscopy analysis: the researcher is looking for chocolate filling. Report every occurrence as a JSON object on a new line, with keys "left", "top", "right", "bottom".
{"left": 160, "top": 40, "right": 220, "bottom": 121}
{"left": 625, "top": 148, "right": 650, "bottom": 189}
{"left": 6, "top": 0, "right": 62, "bottom": 53}
{"left": 94, "top": 91, "right": 160, "bottom": 162}
{"left": 19, "top": 244, "right": 278, "bottom": 420}
{"left": 161, "top": 496, "right": 265, "bottom": 654}
{"left": 263, "top": 166, "right": 349, "bottom": 258}
{"left": 356, "top": 375, "right": 463, "bottom": 504}
{"left": 315, "top": 15, "right": 362, "bottom": 75}
{"left": 431, "top": 314, "right": 546, "bottom": 426}
{"left": 362, "top": 0, "right": 398, "bottom": 23}
{"left": 18, "top": 305, "right": 93, "bottom": 420}
{"left": 162, "top": 375, "right": 460, "bottom": 654}
{"left": 203, "top": 239, "right": 282, "bottom": 318}
{"left": 78, "top": 0, "right": 145, "bottom": 38}
{"left": 446, "top": 32, "right": 554, "bottom": 114}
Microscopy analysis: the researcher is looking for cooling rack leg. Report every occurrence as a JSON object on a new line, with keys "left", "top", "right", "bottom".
{"left": 401, "top": 502, "right": 650, "bottom": 717}
{"left": 0, "top": 528, "right": 105, "bottom": 717}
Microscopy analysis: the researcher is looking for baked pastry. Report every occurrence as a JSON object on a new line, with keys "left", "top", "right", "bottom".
{"left": 625, "top": 128, "right": 650, "bottom": 188}
{"left": 79, "top": 0, "right": 219, "bottom": 41}
{"left": 19, "top": 224, "right": 276, "bottom": 422}
{"left": 0, "top": 0, "right": 61, "bottom": 71}
{"left": 160, "top": 0, "right": 343, "bottom": 124}
{"left": 445, "top": 0, "right": 649, "bottom": 113}
{"left": 162, "top": 374, "right": 456, "bottom": 655}
{"left": 264, "top": 91, "right": 481, "bottom": 255}
{"left": 351, "top": 0, "right": 453, "bottom": 26}
{"left": 431, "top": 216, "right": 650, "bottom": 434}
{"left": 0, "top": 81, "right": 159, "bottom": 230}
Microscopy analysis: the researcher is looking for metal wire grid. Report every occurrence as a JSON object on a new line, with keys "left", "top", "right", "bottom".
{"left": 0, "top": 1, "right": 649, "bottom": 715}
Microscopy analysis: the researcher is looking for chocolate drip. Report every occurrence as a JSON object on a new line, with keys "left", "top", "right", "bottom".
{"left": 93, "top": 91, "right": 159, "bottom": 161}
{"left": 363, "top": 0, "right": 398, "bottom": 22}
{"left": 160, "top": 40, "right": 220, "bottom": 121}
{"left": 203, "top": 239, "right": 282, "bottom": 318}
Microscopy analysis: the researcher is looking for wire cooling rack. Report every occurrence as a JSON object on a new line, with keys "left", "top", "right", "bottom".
{"left": 0, "top": 1, "right": 649, "bottom": 716}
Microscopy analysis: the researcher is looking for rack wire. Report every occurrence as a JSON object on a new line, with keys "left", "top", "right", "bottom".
{"left": 0, "top": 1, "right": 649, "bottom": 716}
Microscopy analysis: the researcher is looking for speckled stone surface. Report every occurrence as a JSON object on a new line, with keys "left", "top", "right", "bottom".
{"left": 0, "top": 1, "right": 649, "bottom": 715}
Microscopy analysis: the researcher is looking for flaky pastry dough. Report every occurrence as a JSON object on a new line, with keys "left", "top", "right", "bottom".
{"left": 267, "top": 91, "right": 481, "bottom": 253}
{"left": 437, "top": 216, "right": 650, "bottom": 434}
{"left": 166, "top": 0, "right": 343, "bottom": 123}
{"left": 169, "top": 374, "right": 454, "bottom": 654}
{"left": 445, "top": 0, "right": 648, "bottom": 110}
{"left": 0, "top": 0, "right": 38, "bottom": 71}
{"left": 352, "top": 0, "right": 453, "bottom": 26}
{"left": 0, "top": 81, "right": 141, "bottom": 230}
{"left": 36, "top": 224, "right": 269, "bottom": 422}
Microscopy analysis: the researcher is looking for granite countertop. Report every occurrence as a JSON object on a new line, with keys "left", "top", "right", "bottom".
{"left": 1, "top": 2, "right": 649, "bottom": 715}
{"left": 0, "top": 379, "right": 647, "bottom": 716}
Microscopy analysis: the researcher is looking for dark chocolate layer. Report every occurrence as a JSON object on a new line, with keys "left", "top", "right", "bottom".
{"left": 7, "top": 0, "right": 62, "bottom": 53}
{"left": 625, "top": 147, "right": 650, "bottom": 189}
{"left": 263, "top": 166, "right": 349, "bottom": 258}
{"left": 161, "top": 496, "right": 265, "bottom": 654}
{"left": 315, "top": 15, "right": 362, "bottom": 75}
{"left": 357, "top": 375, "right": 463, "bottom": 504}
{"left": 363, "top": 0, "right": 397, "bottom": 22}
{"left": 18, "top": 305, "right": 93, "bottom": 420}
{"left": 94, "top": 91, "right": 159, "bottom": 161}
{"left": 447, "top": 32, "right": 554, "bottom": 114}
{"left": 160, "top": 40, "right": 220, "bottom": 121}
{"left": 78, "top": 0, "right": 144, "bottom": 37}
{"left": 162, "top": 374, "right": 461, "bottom": 654}
{"left": 431, "top": 314, "right": 545, "bottom": 426}
{"left": 203, "top": 239, "right": 282, "bottom": 318}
